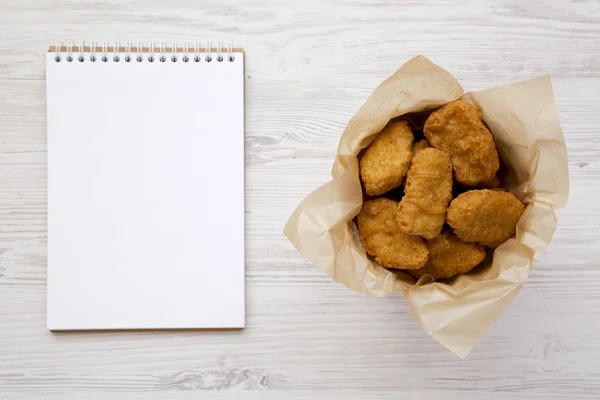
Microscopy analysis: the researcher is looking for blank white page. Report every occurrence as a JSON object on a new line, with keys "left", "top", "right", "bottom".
{"left": 46, "top": 49, "right": 245, "bottom": 330}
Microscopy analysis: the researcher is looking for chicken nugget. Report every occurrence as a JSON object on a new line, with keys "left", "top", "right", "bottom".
{"left": 359, "top": 120, "right": 414, "bottom": 195}
{"left": 447, "top": 189, "right": 526, "bottom": 248}
{"left": 396, "top": 148, "right": 453, "bottom": 239}
{"left": 357, "top": 198, "right": 428, "bottom": 270}
{"left": 412, "top": 139, "right": 430, "bottom": 155}
{"left": 424, "top": 100, "right": 499, "bottom": 186}
{"left": 407, "top": 231, "right": 486, "bottom": 280}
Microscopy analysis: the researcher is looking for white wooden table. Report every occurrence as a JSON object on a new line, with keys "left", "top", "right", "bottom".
{"left": 1, "top": 1, "right": 599, "bottom": 398}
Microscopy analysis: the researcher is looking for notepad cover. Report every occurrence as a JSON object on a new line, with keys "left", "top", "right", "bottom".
{"left": 46, "top": 49, "right": 245, "bottom": 330}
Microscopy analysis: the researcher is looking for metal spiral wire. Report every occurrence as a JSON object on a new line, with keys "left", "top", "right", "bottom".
{"left": 52, "top": 41, "right": 236, "bottom": 63}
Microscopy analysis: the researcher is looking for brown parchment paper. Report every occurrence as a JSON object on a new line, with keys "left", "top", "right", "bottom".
{"left": 283, "top": 56, "right": 569, "bottom": 358}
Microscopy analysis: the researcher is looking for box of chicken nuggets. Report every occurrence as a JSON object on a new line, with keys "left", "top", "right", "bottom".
{"left": 284, "top": 56, "right": 569, "bottom": 358}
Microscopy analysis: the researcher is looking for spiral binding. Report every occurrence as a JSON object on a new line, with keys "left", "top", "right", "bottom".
{"left": 52, "top": 41, "right": 237, "bottom": 63}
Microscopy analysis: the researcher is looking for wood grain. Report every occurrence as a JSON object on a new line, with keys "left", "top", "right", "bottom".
{"left": 1, "top": 0, "right": 600, "bottom": 398}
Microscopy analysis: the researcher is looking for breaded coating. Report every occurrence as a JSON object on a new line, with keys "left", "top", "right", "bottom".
{"left": 447, "top": 189, "right": 526, "bottom": 248}
{"left": 357, "top": 198, "right": 428, "bottom": 270}
{"left": 359, "top": 120, "right": 414, "bottom": 195}
{"left": 407, "top": 231, "right": 486, "bottom": 280}
{"left": 396, "top": 148, "right": 453, "bottom": 239}
{"left": 424, "top": 100, "right": 499, "bottom": 186}
{"left": 412, "top": 139, "right": 430, "bottom": 155}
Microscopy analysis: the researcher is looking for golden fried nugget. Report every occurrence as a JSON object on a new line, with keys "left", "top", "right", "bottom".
{"left": 424, "top": 100, "right": 499, "bottom": 186}
{"left": 359, "top": 120, "right": 414, "bottom": 195}
{"left": 396, "top": 148, "right": 453, "bottom": 239}
{"left": 447, "top": 189, "right": 526, "bottom": 248}
{"left": 407, "top": 231, "right": 486, "bottom": 280}
{"left": 357, "top": 198, "right": 428, "bottom": 270}
{"left": 412, "top": 139, "right": 430, "bottom": 155}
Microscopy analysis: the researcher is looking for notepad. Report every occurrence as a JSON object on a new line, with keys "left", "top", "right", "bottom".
{"left": 46, "top": 42, "right": 245, "bottom": 330}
